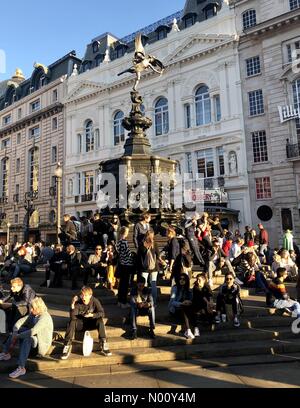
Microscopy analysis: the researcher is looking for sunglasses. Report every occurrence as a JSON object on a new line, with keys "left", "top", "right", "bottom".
{"left": 226, "top": 278, "right": 234, "bottom": 282}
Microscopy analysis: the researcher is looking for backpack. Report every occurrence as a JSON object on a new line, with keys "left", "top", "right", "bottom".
{"left": 142, "top": 247, "right": 156, "bottom": 271}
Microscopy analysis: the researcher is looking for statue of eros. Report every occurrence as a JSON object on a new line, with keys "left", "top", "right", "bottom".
{"left": 118, "top": 34, "right": 165, "bottom": 91}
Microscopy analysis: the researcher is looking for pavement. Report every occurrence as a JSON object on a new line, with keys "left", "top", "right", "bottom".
{"left": 0, "top": 358, "right": 300, "bottom": 388}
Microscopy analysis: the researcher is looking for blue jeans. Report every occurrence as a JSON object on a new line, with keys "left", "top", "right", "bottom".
{"left": 130, "top": 303, "right": 155, "bottom": 331}
{"left": 141, "top": 272, "right": 158, "bottom": 305}
{"left": 4, "top": 331, "right": 38, "bottom": 368}
{"left": 11, "top": 263, "right": 34, "bottom": 279}
{"left": 255, "top": 271, "right": 269, "bottom": 292}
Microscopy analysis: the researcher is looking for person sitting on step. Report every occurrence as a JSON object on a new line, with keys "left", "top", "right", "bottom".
{"left": 129, "top": 276, "right": 155, "bottom": 340}
{"left": 0, "top": 278, "right": 36, "bottom": 334}
{"left": 215, "top": 273, "right": 243, "bottom": 328}
{"left": 268, "top": 267, "right": 300, "bottom": 318}
{"left": 192, "top": 274, "right": 214, "bottom": 330}
{"left": 0, "top": 297, "right": 53, "bottom": 379}
{"left": 61, "top": 286, "right": 111, "bottom": 360}
{"left": 168, "top": 273, "right": 195, "bottom": 339}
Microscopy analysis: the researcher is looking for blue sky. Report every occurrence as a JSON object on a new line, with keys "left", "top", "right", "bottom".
{"left": 0, "top": 0, "right": 184, "bottom": 80}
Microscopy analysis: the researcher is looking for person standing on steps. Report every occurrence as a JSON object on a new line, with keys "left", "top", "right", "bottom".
{"left": 133, "top": 213, "right": 152, "bottom": 249}
{"left": 116, "top": 227, "right": 136, "bottom": 309}
{"left": 61, "top": 287, "right": 111, "bottom": 360}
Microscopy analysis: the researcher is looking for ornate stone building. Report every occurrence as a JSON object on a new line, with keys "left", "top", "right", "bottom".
{"left": 64, "top": 0, "right": 252, "bottom": 230}
{"left": 0, "top": 52, "right": 80, "bottom": 243}
{"left": 230, "top": 0, "right": 300, "bottom": 246}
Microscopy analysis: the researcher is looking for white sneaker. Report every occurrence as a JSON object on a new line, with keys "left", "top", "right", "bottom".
{"left": 221, "top": 314, "right": 227, "bottom": 323}
{"left": 233, "top": 317, "right": 241, "bottom": 328}
{"left": 9, "top": 367, "right": 26, "bottom": 379}
{"left": 185, "top": 329, "right": 195, "bottom": 340}
{"left": 194, "top": 327, "right": 200, "bottom": 337}
{"left": 0, "top": 353, "right": 11, "bottom": 361}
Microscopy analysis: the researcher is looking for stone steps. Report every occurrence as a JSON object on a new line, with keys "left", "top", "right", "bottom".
{"left": 1, "top": 338, "right": 300, "bottom": 374}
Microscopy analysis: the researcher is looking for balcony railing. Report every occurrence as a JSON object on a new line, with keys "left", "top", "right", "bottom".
{"left": 287, "top": 142, "right": 300, "bottom": 159}
{"left": 81, "top": 194, "right": 94, "bottom": 203}
{"left": 0, "top": 196, "right": 8, "bottom": 205}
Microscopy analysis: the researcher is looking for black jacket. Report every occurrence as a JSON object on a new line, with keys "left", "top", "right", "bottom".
{"left": 130, "top": 287, "right": 154, "bottom": 307}
{"left": 93, "top": 219, "right": 109, "bottom": 236}
{"left": 166, "top": 237, "right": 180, "bottom": 262}
{"left": 3, "top": 284, "right": 36, "bottom": 309}
{"left": 71, "top": 297, "right": 105, "bottom": 320}
{"left": 133, "top": 223, "right": 151, "bottom": 248}
{"left": 193, "top": 285, "right": 213, "bottom": 310}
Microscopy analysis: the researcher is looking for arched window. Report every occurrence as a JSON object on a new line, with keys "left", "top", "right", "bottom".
{"left": 155, "top": 98, "right": 169, "bottom": 136}
{"left": 29, "top": 147, "right": 39, "bottom": 193}
{"left": 293, "top": 79, "right": 300, "bottom": 141}
{"left": 114, "top": 111, "right": 125, "bottom": 146}
{"left": 242, "top": 9, "right": 257, "bottom": 30}
{"left": 195, "top": 85, "right": 211, "bottom": 126}
{"left": 1, "top": 158, "right": 9, "bottom": 198}
{"left": 85, "top": 120, "right": 94, "bottom": 153}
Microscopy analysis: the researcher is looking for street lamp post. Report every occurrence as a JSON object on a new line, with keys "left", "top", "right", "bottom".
{"left": 54, "top": 163, "right": 63, "bottom": 244}
{"left": 24, "top": 191, "right": 38, "bottom": 243}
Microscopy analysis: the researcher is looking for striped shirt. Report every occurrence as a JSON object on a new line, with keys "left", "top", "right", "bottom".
{"left": 117, "top": 239, "right": 134, "bottom": 266}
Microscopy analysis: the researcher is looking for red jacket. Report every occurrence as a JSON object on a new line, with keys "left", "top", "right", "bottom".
{"left": 222, "top": 240, "right": 232, "bottom": 257}
{"left": 259, "top": 229, "right": 269, "bottom": 246}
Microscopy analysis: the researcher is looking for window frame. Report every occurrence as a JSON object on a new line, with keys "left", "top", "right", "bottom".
{"left": 256, "top": 177, "right": 272, "bottom": 200}
{"left": 248, "top": 89, "right": 264, "bottom": 117}
{"left": 155, "top": 98, "right": 169, "bottom": 136}
{"left": 242, "top": 9, "right": 257, "bottom": 30}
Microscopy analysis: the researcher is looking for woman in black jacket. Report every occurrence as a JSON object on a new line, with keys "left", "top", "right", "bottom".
{"left": 192, "top": 274, "right": 214, "bottom": 329}
{"left": 171, "top": 240, "right": 193, "bottom": 284}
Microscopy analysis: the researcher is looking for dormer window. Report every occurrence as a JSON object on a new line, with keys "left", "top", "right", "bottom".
{"left": 204, "top": 4, "right": 217, "bottom": 19}
{"left": 82, "top": 61, "right": 92, "bottom": 72}
{"left": 183, "top": 13, "right": 196, "bottom": 28}
{"left": 95, "top": 54, "right": 104, "bottom": 67}
{"left": 93, "top": 41, "right": 100, "bottom": 53}
{"left": 116, "top": 45, "right": 127, "bottom": 59}
{"left": 157, "top": 27, "right": 168, "bottom": 41}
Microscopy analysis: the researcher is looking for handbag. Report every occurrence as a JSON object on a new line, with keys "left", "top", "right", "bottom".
{"left": 82, "top": 331, "right": 94, "bottom": 357}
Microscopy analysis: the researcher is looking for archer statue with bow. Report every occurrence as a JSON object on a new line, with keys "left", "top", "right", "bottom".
{"left": 118, "top": 34, "right": 165, "bottom": 91}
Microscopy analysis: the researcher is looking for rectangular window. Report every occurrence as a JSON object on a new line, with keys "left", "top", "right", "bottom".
{"left": 77, "top": 134, "right": 82, "bottom": 154}
{"left": 217, "top": 147, "right": 225, "bottom": 176}
{"left": 246, "top": 56, "right": 261, "bottom": 77}
{"left": 281, "top": 208, "right": 293, "bottom": 231}
{"left": 184, "top": 104, "right": 191, "bottom": 129}
{"left": 14, "top": 214, "right": 19, "bottom": 224}
{"left": 249, "top": 89, "right": 264, "bottom": 116}
{"left": 197, "top": 149, "right": 215, "bottom": 179}
{"left": 51, "top": 146, "right": 57, "bottom": 164}
{"left": 52, "top": 117, "right": 58, "bottom": 131}
{"left": 76, "top": 173, "right": 81, "bottom": 195}
{"left": 2, "top": 115, "right": 11, "bottom": 126}
{"left": 16, "top": 158, "right": 20, "bottom": 173}
{"left": 84, "top": 171, "right": 94, "bottom": 195}
{"left": 52, "top": 89, "right": 58, "bottom": 102}
{"left": 29, "top": 126, "right": 40, "bottom": 139}
{"left": 256, "top": 177, "right": 272, "bottom": 200}
{"left": 243, "top": 9, "right": 257, "bottom": 30}
{"left": 290, "top": 0, "right": 300, "bottom": 10}
{"left": 186, "top": 153, "right": 193, "bottom": 174}
{"left": 252, "top": 130, "right": 268, "bottom": 163}
{"left": 17, "top": 133, "right": 21, "bottom": 144}
{"left": 214, "top": 95, "right": 221, "bottom": 121}
{"left": 30, "top": 99, "right": 41, "bottom": 112}
{"left": 1, "top": 139, "right": 10, "bottom": 150}
{"left": 287, "top": 45, "right": 293, "bottom": 63}
{"left": 18, "top": 108, "right": 22, "bottom": 120}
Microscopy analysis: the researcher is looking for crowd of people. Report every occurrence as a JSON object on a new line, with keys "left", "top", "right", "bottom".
{"left": 0, "top": 211, "right": 300, "bottom": 378}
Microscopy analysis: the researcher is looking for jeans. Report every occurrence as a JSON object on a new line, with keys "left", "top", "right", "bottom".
{"left": 208, "top": 259, "right": 235, "bottom": 280}
{"left": 65, "top": 316, "right": 107, "bottom": 343}
{"left": 141, "top": 272, "right": 158, "bottom": 305}
{"left": 216, "top": 294, "right": 239, "bottom": 316}
{"left": 187, "top": 237, "right": 205, "bottom": 266}
{"left": 273, "top": 299, "right": 300, "bottom": 317}
{"left": 4, "top": 331, "right": 38, "bottom": 368}
{"left": 130, "top": 303, "right": 155, "bottom": 331}
{"left": 102, "top": 234, "right": 108, "bottom": 248}
{"left": 118, "top": 265, "right": 132, "bottom": 304}
{"left": 10, "top": 263, "right": 34, "bottom": 279}
{"left": 255, "top": 271, "right": 269, "bottom": 292}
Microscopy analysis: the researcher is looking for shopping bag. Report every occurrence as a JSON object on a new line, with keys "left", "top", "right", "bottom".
{"left": 82, "top": 331, "right": 94, "bottom": 357}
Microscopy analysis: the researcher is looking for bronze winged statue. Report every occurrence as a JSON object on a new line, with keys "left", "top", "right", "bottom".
{"left": 118, "top": 34, "right": 165, "bottom": 91}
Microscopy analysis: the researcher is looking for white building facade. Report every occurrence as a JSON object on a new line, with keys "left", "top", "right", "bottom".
{"left": 64, "top": 0, "right": 252, "bottom": 230}
{"left": 230, "top": 0, "right": 300, "bottom": 246}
